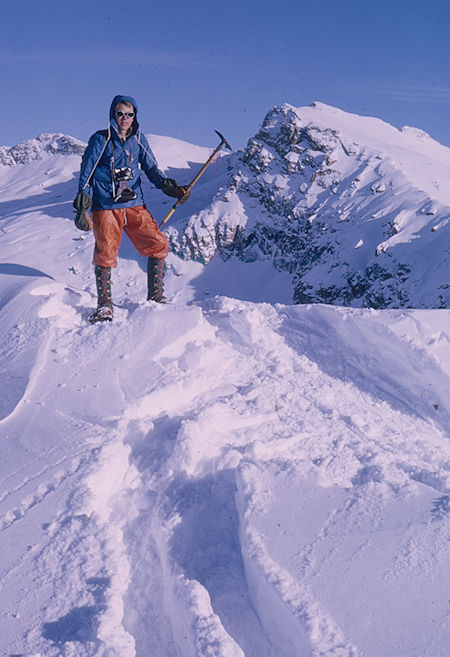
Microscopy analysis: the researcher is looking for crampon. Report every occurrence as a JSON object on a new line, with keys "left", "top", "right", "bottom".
{"left": 88, "top": 305, "right": 113, "bottom": 324}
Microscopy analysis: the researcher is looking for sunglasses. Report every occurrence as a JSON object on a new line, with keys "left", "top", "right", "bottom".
{"left": 115, "top": 110, "right": 135, "bottom": 118}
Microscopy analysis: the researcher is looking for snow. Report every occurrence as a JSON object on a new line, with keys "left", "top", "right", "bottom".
{"left": 0, "top": 118, "right": 449, "bottom": 657}
{"left": 147, "top": 134, "right": 215, "bottom": 174}
{"left": 296, "top": 102, "right": 450, "bottom": 207}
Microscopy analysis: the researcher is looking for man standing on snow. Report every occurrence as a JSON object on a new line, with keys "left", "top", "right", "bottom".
{"left": 74, "top": 94, "right": 189, "bottom": 323}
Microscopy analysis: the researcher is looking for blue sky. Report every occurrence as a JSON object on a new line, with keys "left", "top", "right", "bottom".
{"left": 1, "top": 0, "right": 449, "bottom": 150}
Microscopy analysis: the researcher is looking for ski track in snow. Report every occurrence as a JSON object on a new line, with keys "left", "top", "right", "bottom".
{"left": 1, "top": 275, "right": 449, "bottom": 657}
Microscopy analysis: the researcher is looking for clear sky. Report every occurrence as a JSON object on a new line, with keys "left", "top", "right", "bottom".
{"left": 1, "top": 0, "right": 449, "bottom": 150}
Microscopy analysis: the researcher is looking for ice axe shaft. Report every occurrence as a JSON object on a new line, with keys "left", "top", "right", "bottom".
{"left": 159, "top": 130, "right": 231, "bottom": 226}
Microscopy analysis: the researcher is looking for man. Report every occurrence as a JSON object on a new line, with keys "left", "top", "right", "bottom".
{"left": 74, "top": 94, "right": 189, "bottom": 323}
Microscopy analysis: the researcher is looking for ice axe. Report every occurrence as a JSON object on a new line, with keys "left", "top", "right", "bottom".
{"left": 159, "top": 130, "right": 232, "bottom": 226}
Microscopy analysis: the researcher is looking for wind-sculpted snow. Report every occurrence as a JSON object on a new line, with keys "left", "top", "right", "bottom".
{"left": 1, "top": 276, "right": 449, "bottom": 656}
{"left": 169, "top": 102, "right": 450, "bottom": 309}
{"left": 0, "top": 121, "right": 449, "bottom": 656}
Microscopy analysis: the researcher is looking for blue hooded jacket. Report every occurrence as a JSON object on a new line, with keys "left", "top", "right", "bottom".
{"left": 78, "top": 95, "right": 166, "bottom": 210}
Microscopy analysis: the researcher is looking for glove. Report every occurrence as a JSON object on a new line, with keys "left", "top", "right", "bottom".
{"left": 73, "top": 191, "right": 93, "bottom": 231}
{"left": 161, "top": 178, "right": 190, "bottom": 204}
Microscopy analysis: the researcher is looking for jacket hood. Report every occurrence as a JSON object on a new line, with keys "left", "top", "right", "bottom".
{"left": 110, "top": 95, "right": 139, "bottom": 136}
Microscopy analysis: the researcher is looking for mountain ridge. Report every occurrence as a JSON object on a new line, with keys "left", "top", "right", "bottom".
{"left": 0, "top": 133, "right": 86, "bottom": 166}
{"left": 1, "top": 102, "right": 448, "bottom": 309}
{"left": 166, "top": 102, "right": 449, "bottom": 308}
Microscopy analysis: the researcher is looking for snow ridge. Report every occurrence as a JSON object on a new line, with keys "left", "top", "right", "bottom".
{"left": 4, "top": 282, "right": 448, "bottom": 657}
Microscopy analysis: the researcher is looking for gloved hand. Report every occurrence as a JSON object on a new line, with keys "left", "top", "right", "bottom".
{"left": 73, "top": 191, "right": 93, "bottom": 231}
{"left": 161, "top": 178, "right": 190, "bottom": 204}
{"left": 175, "top": 185, "right": 190, "bottom": 204}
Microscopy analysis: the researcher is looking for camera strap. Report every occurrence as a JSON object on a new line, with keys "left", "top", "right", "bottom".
{"left": 110, "top": 136, "right": 133, "bottom": 198}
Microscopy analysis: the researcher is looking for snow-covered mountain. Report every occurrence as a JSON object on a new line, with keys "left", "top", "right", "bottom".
{"left": 2, "top": 103, "right": 449, "bottom": 309}
{"left": 168, "top": 102, "right": 450, "bottom": 309}
{"left": 0, "top": 107, "right": 449, "bottom": 657}
{"left": 0, "top": 132, "right": 86, "bottom": 166}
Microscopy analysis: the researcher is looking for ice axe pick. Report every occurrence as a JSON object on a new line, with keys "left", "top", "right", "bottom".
{"left": 159, "top": 130, "right": 232, "bottom": 226}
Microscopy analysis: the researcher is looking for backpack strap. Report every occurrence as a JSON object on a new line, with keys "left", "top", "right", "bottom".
{"left": 135, "top": 129, "right": 155, "bottom": 163}
{"left": 82, "top": 126, "right": 112, "bottom": 190}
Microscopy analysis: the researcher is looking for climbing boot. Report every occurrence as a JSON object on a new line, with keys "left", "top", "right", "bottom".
{"left": 89, "top": 265, "right": 113, "bottom": 323}
{"left": 147, "top": 257, "right": 167, "bottom": 303}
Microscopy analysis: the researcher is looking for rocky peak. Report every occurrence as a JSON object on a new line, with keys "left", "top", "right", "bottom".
{"left": 0, "top": 133, "right": 86, "bottom": 166}
{"left": 168, "top": 102, "right": 449, "bottom": 309}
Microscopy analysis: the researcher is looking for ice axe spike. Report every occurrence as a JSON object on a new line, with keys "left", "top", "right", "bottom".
{"left": 159, "top": 130, "right": 232, "bottom": 227}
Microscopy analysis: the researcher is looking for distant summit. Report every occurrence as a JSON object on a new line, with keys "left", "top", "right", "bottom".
{"left": 0, "top": 133, "right": 86, "bottom": 166}
{"left": 168, "top": 102, "right": 450, "bottom": 309}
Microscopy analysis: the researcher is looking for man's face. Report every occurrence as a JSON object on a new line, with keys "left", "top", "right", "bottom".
{"left": 115, "top": 103, "right": 135, "bottom": 134}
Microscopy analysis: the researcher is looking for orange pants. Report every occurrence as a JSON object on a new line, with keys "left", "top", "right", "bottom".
{"left": 92, "top": 206, "right": 169, "bottom": 267}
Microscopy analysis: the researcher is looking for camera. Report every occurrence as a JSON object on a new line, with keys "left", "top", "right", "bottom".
{"left": 113, "top": 167, "right": 137, "bottom": 202}
{"left": 114, "top": 166, "right": 133, "bottom": 181}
